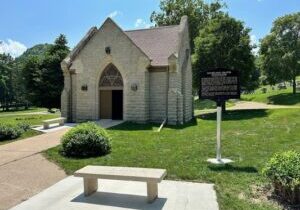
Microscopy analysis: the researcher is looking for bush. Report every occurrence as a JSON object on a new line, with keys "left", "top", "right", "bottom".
{"left": 262, "top": 151, "right": 300, "bottom": 205}
{"left": 0, "top": 124, "right": 24, "bottom": 141}
{"left": 61, "top": 122, "right": 111, "bottom": 158}
{"left": 16, "top": 122, "right": 30, "bottom": 131}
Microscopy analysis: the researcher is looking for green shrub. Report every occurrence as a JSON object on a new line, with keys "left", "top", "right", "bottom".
{"left": 61, "top": 122, "right": 111, "bottom": 158}
{"left": 0, "top": 124, "right": 24, "bottom": 141}
{"left": 262, "top": 151, "right": 300, "bottom": 205}
{"left": 16, "top": 122, "right": 30, "bottom": 131}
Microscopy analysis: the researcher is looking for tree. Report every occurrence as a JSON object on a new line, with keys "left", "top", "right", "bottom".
{"left": 260, "top": 12, "right": 300, "bottom": 94}
{"left": 193, "top": 14, "right": 258, "bottom": 96}
{"left": 150, "top": 0, "right": 224, "bottom": 51}
{"left": 22, "top": 34, "right": 69, "bottom": 110}
{"left": 22, "top": 56, "right": 42, "bottom": 106}
{"left": 0, "top": 54, "right": 15, "bottom": 109}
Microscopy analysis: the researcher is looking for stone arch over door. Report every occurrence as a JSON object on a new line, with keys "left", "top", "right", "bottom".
{"left": 99, "top": 64, "right": 124, "bottom": 120}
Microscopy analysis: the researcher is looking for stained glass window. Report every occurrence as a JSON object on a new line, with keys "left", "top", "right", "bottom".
{"left": 99, "top": 64, "right": 123, "bottom": 87}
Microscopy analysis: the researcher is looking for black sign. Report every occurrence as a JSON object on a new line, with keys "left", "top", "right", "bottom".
{"left": 200, "top": 68, "right": 240, "bottom": 102}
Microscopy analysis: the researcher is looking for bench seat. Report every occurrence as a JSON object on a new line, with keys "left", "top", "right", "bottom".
{"left": 74, "top": 166, "right": 167, "bottom": 203}
{"left": 43, "top": 117, "right": 66, "bottom": 129}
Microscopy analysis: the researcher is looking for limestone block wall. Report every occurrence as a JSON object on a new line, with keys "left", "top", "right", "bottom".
{"left": 149, "top": 71, "right": 168, "bottom": 122}
{"left": 68, "top": 18, "right": 151, "bottom": 123}
{"left": 60, "top": 70, "right": 70, "bottom": 121}
{"left": 177, "top": 16, "right": 193, "bottom": 123}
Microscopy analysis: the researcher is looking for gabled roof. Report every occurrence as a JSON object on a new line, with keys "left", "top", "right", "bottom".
{"left": 62, "top": 18, "right": 182, "bottom": 69}
{"left": 125, "top": 25, "right": 180, "bottom": 66}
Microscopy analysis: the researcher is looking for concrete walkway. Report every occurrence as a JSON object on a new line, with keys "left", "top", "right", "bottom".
{"left": 0, "top": 120, "right": 124, "bottom": 210}
{"left": 228, "top": 101, "right": 300, "bottom": 110}
{"left": 10, "top": 177, "right": 219, "bottom": 210}
{"left": 0, "top": 128, "right": 69, "bottom": 210}
{"left": 195, "top": 101, "right": 300, "bottom": 116}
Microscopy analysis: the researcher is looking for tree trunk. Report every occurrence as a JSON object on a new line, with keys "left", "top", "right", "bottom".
{"left": 222, "top": 101, "right": 226, "bottom": 112}
{"left": 293, "top": 76, "right": 296, "bottom": 94}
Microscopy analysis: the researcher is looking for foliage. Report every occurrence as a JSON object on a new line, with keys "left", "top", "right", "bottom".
{"left": 46, "top": 108, "right": 300, "bottom": 210}
{"left": 260, "top": 12, "right": 300, "bottom": 94}
{"left": 150, "top": 0, "right": 224, "bottom": 51}
{"left": 0, "top": 122, "right": 30, "bottom": 141}
{"left": 0, "top": 113, "right": 58, "bottom": 144}
{"left": 61, "top": 122, "right": 111, "bottom": 158}
{"left": 193, "top": 14, "right": 258, "bottom": 93}
{"left": 0, "top": 53, "right": 22, "bottom": 108}
{"left": 242, "top": 86, "right": 300, "bottom": 106}
{"left": 22, "top": 34, "right": 69, "bottom": 109}
{"left": 15, "top": 44, "right": 52, "bottom": 63}
{"left": 262, "top": 151, "right": 300, "bottom": 204}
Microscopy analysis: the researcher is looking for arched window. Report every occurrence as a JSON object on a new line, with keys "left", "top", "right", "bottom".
{"left": 99, "top": 64, "right": 123, "bottom": 87}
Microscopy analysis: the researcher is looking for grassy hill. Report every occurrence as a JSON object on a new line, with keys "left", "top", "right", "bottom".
{"left": 242, "top": 86, "right": 300, "bottom": 106}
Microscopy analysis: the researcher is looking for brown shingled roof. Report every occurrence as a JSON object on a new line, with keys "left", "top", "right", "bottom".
{"left": 125, "top": 25, "right": 180, "bottom": 66}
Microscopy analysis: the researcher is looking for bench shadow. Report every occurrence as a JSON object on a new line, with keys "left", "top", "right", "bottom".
{"left": 71, "top": 192, "right": 167, "bottom": 210}
{"left": 208, "top": 164, "right": 258, "bottom": 173}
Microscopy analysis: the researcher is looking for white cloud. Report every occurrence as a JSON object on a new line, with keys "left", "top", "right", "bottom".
{"left": 108, "top": 11, "right": 121, "bottom": 19}
{"left": 250, "top": 34, "right": 259, "bottom": 55}
{"left": 0, "top": 39, "right": 27, "bottom": 58}
{"left": 134, "top": 18, "right": 153, "bottom": 29}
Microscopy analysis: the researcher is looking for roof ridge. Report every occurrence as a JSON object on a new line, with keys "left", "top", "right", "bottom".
{"left": 125, "top": 25, "right": 179, "bottom": 33}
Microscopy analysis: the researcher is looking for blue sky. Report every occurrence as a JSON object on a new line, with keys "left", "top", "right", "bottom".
{"left": 0, "top": 0, "right": 299, "bottom": 57}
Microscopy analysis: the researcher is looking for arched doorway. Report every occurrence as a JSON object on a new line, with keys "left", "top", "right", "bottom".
{"left": 99, "top": 64, "right": 123, "bottom": 120}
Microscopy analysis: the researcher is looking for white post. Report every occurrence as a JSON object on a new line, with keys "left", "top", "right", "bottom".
{"left": 207, "top": 103, "right": 233, "bottom": 164}
{"left": 216, "top": 106, "right": 222, "bottom": 161}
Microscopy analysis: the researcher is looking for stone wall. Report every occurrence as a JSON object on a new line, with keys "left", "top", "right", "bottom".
{"left": 149, "top": 71, "right": 168, "bottom": 122}
{"left": 67, "top": 18, "right": 151, "bottom": 122}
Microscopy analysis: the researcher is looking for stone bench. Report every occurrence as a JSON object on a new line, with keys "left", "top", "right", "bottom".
{"left": 43, "top": 117, "right": 66, "bottom": 129}
{"left": 74, "top": 166, "right": 167, "bottom": 203}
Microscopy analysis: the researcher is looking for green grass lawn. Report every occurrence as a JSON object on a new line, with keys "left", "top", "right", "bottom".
{"left": 0, "top": 113, "right": 59, "bottom": 125}
{"left": 0, "top": 113, "right": 60, "bottom": 145}
{"left": 242, "top": 87, "right": 300, "bottom": 106}
{"left": 194, "top": 98, "right": 235, "bottom": 110}
{"left": 0, "top": 107, "right": 48, "bottom": 114}
{"left": 45, "top": 108, "right": 300, "bottom": 210}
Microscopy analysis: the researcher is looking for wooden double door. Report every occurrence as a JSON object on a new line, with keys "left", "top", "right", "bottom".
{"left": 100, "top": 90, "right": 123, "bottom": 120}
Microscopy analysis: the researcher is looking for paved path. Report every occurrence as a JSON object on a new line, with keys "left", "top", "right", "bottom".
{"left": 0, "top": 129, "right": 69, "bottom": 210}
{"left": 195, "top": 101, "right": 300, "bottom": 116}
{"left": 0, "top": 120, "right": 124, "bottom": 210}
{"left": 11, "top": 177, "right": 219, "bottom": 210}
{"left": 228, "top": 101, "right": 300, "bottom": 110}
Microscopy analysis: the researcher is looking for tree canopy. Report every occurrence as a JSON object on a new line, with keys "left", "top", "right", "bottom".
{"left": 22, "top": 34, "right": 69, "bottom": 109}
{"left": 260, "top": 12, "right": 300, "bottom": 94}
{"left": 151, "top": 0, "right": 224, "bottom": 51}
{"left": 193, "top": 14, "right": 259, "bottom": 93}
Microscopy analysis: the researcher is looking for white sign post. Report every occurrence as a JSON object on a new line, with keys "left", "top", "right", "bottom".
{"left": 200, "top": 68, "right": 240, "bottom": 164}
{"left": 207, "top": 106, "right": 233, "bottom": 164}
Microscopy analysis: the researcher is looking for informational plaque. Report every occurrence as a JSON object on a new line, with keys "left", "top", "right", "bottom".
{"left": 200, "top": 68, "right": 240, "bottom": 102}
{"left": 201, "top": 68, "right": 240, "bottom": 164}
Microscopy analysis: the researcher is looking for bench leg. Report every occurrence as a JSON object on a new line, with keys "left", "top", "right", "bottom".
{"left": 43, "top": 124, "right": 49, "bottom": 129}
{"left": 83, "top": 178, "right": 98, "bottom": 196}
{"left": 59, "top": 121, "right": 64, "bottom": 126}
{"left": 147, "top": 182, "right": 158, "bottom": 203}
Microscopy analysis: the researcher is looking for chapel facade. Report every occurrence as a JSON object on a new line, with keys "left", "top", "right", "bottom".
{"left": 61, "top": 16, "right": 193, "bottom": 125}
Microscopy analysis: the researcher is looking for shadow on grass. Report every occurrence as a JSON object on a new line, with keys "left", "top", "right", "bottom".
{"left": 208, "top": 164, "right": 258, "bottom": 173}
{"left": 198, "top": 109, "right": 268, "bottom": 121}
{"left": 194, "top": 99, "right": 216, "bottom": 110}
{"left": 267, "top": 93, "right": 300, "bottom": 105}
{"left": 109, "top": 118, "right": 198, "bottom": 131}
